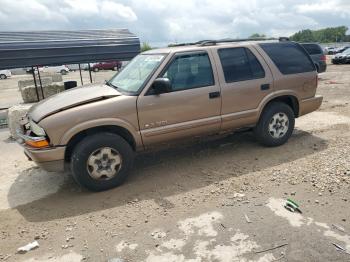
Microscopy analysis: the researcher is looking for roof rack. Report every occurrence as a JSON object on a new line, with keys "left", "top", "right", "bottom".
{"left": 169, "top": 37, "right": 290, "bottom": 47}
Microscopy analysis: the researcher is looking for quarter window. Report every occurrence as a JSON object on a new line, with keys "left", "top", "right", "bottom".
{"left": 259, "top": 42, "right": 315, "bottom": 75}
{"left": 161, "top": 52, "right": 214, "bottom": 91}
{"left": 218, "top": 47, "right": 265, "bottom": 83}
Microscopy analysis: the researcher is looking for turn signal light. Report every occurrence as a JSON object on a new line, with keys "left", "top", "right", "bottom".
{"left": 25, "top": 139, "right": 49, "bottom": 148}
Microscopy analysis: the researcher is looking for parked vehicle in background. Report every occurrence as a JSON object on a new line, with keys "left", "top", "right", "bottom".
{"left": 328, "top": 46, "right": 350, "bottom": 55}
{"left": 332, "top": 48, "right": 350, "bottom": 64}
{"left": 91, "top": 61, "right": 122, "bottom": 72}
{"left": 325, "top": 47, "right": 336, "bottom": 54}
{"left": 26, "top": 67, "right": 43, "bottom": 74}
{"left": 18, "top": 40, "right": 322, "bottom": 191}
{"left": 67, "top": 63, "right": 96, "bottom": 71}
{"left": 0, "top": 69, "right": 11, "bottom": 80}
{"left": 26, "top": 65, "right": 69, "bottom": 75}
{"left": 301, "top": 43, "right": 327, "bottom": 73}
{"left": 42, "top": 65, "right": 70, "bottom": 75}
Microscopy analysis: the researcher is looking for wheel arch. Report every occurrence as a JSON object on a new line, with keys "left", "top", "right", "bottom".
{"left": 260, "top": 94, "right": 300, "bottom": 119}
{"left": 64, "top": 125, "right": 138, "bottom": 163}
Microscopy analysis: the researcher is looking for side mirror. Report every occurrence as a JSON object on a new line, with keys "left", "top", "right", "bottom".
{"left": 152, "top": 78, "right": 171, "bottom": 94}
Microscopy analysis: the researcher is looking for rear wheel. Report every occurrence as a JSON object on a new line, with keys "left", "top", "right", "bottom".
{"left": 254, "top": 102, "right": 295, "bottom": 147}
{"left": 113, "top": 66, "right": 118, "bottom": 71}
{"left": 0, "top": 74, "right": 6, "bottom": 80}
{"left": 93, "top": 67, "right": 99, "bottom": 72}
{"left": 60, "top": 69, "right": 67, "bottom": 75}
{"left": 70, "top": 132, "right": 134, "bottom": 191}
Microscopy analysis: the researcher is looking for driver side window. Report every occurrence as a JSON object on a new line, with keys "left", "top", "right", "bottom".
{"left": 161, "top": 52, "right": 214, "bottom": 92}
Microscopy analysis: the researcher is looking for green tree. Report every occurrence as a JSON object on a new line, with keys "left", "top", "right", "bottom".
{"left": 141, "top": 42, "right": 152, "bottom": 52}
{"left": 249, "top": 33, "right": 266, "bottom": 39}
{"left": 290, "top": 26, "right": 349, "bottom": 43}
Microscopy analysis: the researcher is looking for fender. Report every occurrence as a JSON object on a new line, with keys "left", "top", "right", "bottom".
{"left": 257, "top": 90, "right": 300, "bottom": 118}
{"left": 59, "top": 118, "right": 143, "bottom": 149}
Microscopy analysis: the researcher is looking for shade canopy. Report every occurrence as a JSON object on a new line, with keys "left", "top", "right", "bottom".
{"left": 0, "top": 29, "right": 140, "bottom": 70}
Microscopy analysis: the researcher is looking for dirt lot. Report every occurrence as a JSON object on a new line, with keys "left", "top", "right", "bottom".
{"left": 0, "top": 61, "right": 350, "bottom": 262}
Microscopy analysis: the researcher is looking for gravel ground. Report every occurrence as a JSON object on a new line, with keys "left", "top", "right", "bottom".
{"left": 0, "top": 61, "right": 349, "bottom": 262}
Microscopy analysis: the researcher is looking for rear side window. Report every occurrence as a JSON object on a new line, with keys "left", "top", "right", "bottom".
{"left": 218, "top": 47, "right": 265, "bottom": 83}
{"left": 302, "top": 44, "right": 323, "bottom": 55}
{"left": 260, "top": 42, "right": 315, "bottom": 75}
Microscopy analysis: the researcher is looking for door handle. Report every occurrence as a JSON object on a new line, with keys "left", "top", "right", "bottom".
{"left": 261, "top": 84, "right": 270, "bottom": 90}
{"left": 209, "top": 91, "right": 220, "bottom": 99}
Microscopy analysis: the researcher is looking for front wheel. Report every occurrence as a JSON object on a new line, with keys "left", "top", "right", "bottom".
{"left": 254, "top": 102, "right": 295, "bottom": 147}
{"left": 60, "top": 70, "right": 68, "bottom": 75}
{"left": 0, "top": 74, "right": 6, "bottom": 80}
{"left": 70, "top": 133, "right": 134, "bottom": 191}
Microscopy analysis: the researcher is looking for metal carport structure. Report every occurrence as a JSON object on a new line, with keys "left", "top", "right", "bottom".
{"left": 0, "top": 29, "right": 140, "bottom": 101}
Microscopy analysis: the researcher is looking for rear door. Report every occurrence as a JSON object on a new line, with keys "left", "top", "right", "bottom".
{"left": 212, "top": 46, "right": 274, "bottom": 131}
{"left": 137, "top": 51, "right": 221, "bottom": 147}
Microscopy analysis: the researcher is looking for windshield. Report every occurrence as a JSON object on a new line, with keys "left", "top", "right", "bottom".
{"left": 109, "top": 54, "right": 165, "bottom": 93}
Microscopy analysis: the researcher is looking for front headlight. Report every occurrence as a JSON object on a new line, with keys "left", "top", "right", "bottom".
{"left": 30, "top": 119, "right": 46, "bottom": 136}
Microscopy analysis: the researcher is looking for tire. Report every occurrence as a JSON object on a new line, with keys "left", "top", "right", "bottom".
{"left": 253, "top": 102, "right": 295, "bottom": 147}
{"left": 112, "top": 66, "right": 118, "bottom": 71}
{"left": 70, "top": 132, "right": 134, "bottom": 191}
{"left": 0, "top": 74, "right": 6, "bottom": 80}
{"left": 93, "top": 67, "right": 99, "bottom": 72}
{"left": 60, "top": 69, "right": 68, "bottom": 75}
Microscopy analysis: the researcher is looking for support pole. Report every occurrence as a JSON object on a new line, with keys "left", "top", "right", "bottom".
{"left": 78, "top": 64, "right": 83, "bottom": 86}
{"left": 36, "top": 66, "right": 44, "bottom": 99}
{"left": 88, "top": 63, "right": 93, "bottom": 83}
{"left": 31, "top": 67, "right": 40, "bottom": 102}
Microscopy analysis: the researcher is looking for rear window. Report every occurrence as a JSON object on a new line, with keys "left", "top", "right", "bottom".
{"left": 301, "top": 44, "right": 323, "bottom": 55}
{"left": 259, "top": 42, "right": 315, "bottom": 75}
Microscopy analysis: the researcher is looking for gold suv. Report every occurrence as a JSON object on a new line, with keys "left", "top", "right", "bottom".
{"left": 18, "top": 40, "right": 323, "bottom": 191}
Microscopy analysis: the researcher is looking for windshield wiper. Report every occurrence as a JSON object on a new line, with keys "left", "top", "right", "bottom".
{"left": 105, "top": 80, "right": 118, "bottom": 90}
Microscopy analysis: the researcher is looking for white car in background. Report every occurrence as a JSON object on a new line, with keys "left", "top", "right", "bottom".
{"left": 42, "top": 65, "right": 70, "bottom": 75}
{"left": 0, "top": 69, "right": 11, "bottom": 80}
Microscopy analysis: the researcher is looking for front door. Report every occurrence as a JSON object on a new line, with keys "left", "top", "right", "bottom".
{"left": 137, "top": 51, "right": 221, "bottom": 147}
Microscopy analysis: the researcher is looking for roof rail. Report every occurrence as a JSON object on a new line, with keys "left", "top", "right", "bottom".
{"left": 169, "top": 37, "right": 290, "bottom": 47}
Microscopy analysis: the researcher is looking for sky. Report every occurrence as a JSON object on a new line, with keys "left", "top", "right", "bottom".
{"left": 0, "top": 0, "right": 349, "bottom": 46}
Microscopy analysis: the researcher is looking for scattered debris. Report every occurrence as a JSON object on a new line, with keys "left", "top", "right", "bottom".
{"left": 332, "top": 224, "right": 346, "bottom": 233}
{"left": 108, "top": 258, "right": 126, "bottom": 262}
{"left": 332, "top": 243, "right": 350, "bottom": 255}
{"left": 233, "top": 193, "right": 245, "bottom": 198}
{"left": 255, "top": 243, "right": 288, "bottom": 254}
{"left": 17, "top": 241, "right": 39, "bottom": 254}
{"left": 284, "top": 199, "right": 302, "bottom": 213}
{"left": 244, "top": 214, "right": 252, "bottom": 223}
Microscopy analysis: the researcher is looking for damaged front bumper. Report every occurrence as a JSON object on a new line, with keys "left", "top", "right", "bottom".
{"left": 17, "top": 122, "right": 66, "bottom": 172}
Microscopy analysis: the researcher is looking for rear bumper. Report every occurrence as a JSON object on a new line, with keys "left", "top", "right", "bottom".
{"left": 299, "top": 95, "right": 323, "bottom": 117}
{"left": 23, "top": 145, "right": 66, "bottom": 172}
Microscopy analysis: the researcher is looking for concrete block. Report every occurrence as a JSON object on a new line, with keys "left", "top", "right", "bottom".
{"left": 43, "top": 83, "right": 65, "bottom": 97}
{"left": 21, "top": 86, "right": 41, "bottom": 103}
{"left": 50, "top": 74, "right": 63, "bottom": 82}
{"left": 20, "top": 83, "right": 65, "bottom": 103}
{"left": 7, "top": 104, "right": 33, "bottom": 139}
{"left": 18, "top": 77, "right": 52, "bottom": 89}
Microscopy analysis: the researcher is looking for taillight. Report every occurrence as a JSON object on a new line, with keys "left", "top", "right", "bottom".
{"left": 321, "top": 55, "right": 326, "bottom": 61}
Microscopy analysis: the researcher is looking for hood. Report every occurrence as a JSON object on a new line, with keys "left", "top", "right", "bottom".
{"left": 29, "top": 84, "right": 121, "bottom": 122}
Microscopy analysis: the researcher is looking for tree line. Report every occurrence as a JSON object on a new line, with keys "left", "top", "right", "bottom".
{"left": 289, "top": 26, "right": 350, "bottom": 43}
